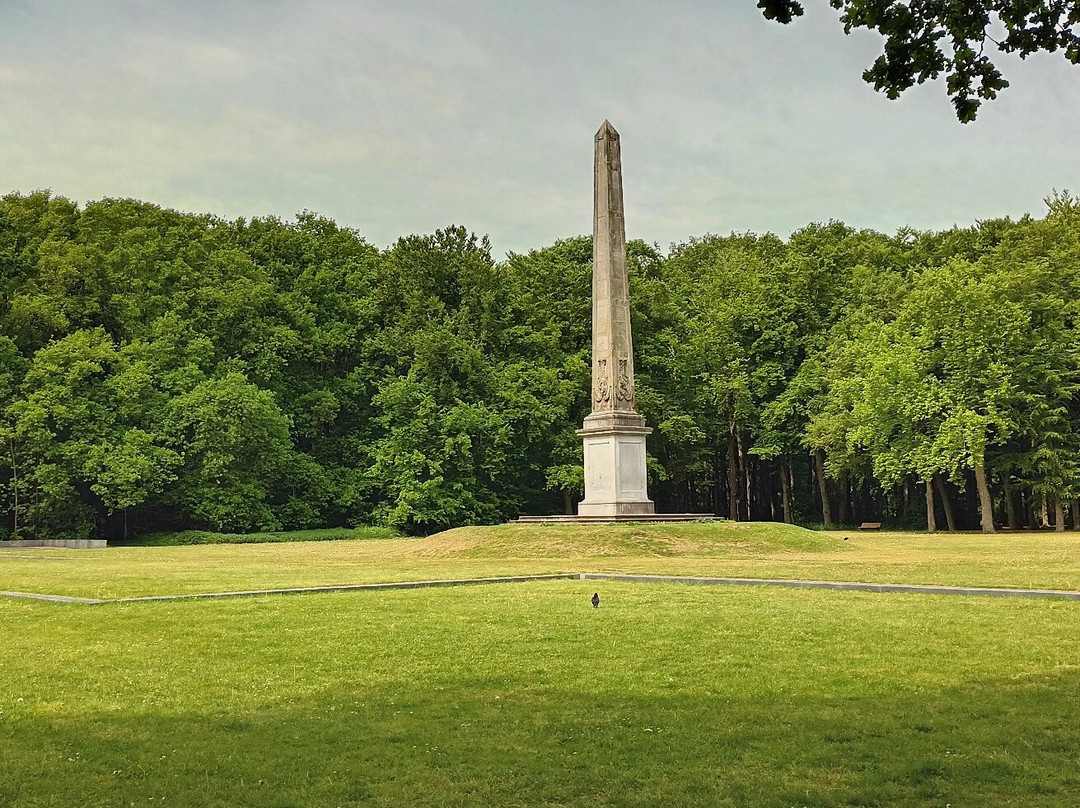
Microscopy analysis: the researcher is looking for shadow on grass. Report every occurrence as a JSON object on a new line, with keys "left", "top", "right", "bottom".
{"left": 3, "top": 668, "right": 1078, "bottom": 808}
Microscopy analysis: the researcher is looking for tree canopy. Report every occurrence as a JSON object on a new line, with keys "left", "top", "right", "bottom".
{"left": 2, "top": 190, "right": 1080, "bottom": 540}
{"left": 758, "top": 0, "right": 1080, "bottom": 121}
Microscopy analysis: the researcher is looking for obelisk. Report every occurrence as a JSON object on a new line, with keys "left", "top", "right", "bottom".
{"left": 576, "top": 121, "right": 655, "bottom": 517}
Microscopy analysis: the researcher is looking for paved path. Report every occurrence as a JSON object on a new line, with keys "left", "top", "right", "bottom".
{"left": 110, "top": 574, "right": 578, "bottom": 603}
{"left": 579, "top": 573, "right": 1080, "bottom": 601}
{"left": 0, "top": 591, "right": 105, "bottom": 605}
{"left": 3, "top": 572, "right": 1080, "bottom": 605}
{"left": 0, "top": 574, "right": 578, "bottom": 605}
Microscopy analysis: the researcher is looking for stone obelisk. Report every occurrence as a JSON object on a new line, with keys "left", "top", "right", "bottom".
{"left": 576, "top": 121, "right": 655, "bottom": 517}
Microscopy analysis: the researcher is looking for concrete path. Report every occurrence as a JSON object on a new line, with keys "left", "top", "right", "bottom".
{"left": 0, "top": 590, "right": 105, "bottom": 605}
{"left": 110, "top": 574, "right": 579, "bottom": 603}
{"left": 2, "top": 572, "right": 1079, "bottom": 605}
{"left": 0, "top": 574, "right": 578, "bottom": 605}
{"left": 579, "top": 573, "right": 1080, "bottom": 601}
{"left": 0, "top": 539, "right": 106, "bottom": 549}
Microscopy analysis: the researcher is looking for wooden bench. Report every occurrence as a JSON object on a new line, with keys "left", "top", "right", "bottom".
{"left": 859, "top": 522, "right": 882, "bottom": 531}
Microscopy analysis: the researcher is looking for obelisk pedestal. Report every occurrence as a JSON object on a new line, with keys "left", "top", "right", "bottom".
{"left": 576, "top": 121, "right": 654, "bottom": 517}
{"left": 577, "top": 413, "right": 654, "bottom": 516}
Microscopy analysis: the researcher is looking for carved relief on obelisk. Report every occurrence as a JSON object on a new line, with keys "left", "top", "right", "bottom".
{"left": 577, "top": 121, "right": 654, "bottom": 517}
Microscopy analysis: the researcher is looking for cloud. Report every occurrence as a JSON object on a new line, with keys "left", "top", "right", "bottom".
{"left": 2, "top": 0, "right": 1079, "bottom": 254}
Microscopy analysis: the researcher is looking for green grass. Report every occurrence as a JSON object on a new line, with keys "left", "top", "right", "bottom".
{"left": 2, "top": 581, "right": 1078, "bottom": 807}
{"left": 4, "top": 525, "right": 1080, "bottom": 806}
{"left": 124, "top": 526, "right": 399, "bottom": 546}
{"left": 3, "top": 522, "right": 1080, "bottom": 600}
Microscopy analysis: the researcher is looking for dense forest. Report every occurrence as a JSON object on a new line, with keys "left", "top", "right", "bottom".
{"left": 2, "top": 190, "right": 1079, "bottom": 540}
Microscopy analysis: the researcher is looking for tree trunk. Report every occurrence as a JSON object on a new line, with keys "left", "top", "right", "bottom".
{"left": 766, "top": 467, "right": 775, "bottom": 521}
{"left": 564, "top": 490, "right": 574, "bottom": 516}
{"left": 1021, "top": 490, "right": 1033, "bottom": 529}
{"left": 789, "top": 461, "right": 797, "bottom": 520}
{"left": 837, "top": 469, "right": 850, "bottom": 525}
{"left": 902, "top": 478, "right": 909, "bottom": 517}
{"left": 1002, "top": 475, "right": 1018, "bottom": 529}
{"left": 765, "top": 463, "right": 776, "bottom": 521}
{"left": 727, "top": 432, "right": 739, "bottom": 521}
{"left": 934, "top": 474, "right": 956, "bottom": 531}
{"left": 9, "top": 436, "right": 18, "bottom": 540}
{"left": 1054, "top": 497, "right": 1066, "bottom": 532}
{"left": 712, "top": 453, "right": 723, "bottom": 517}
{"left": 925, "top": 479, "right": 937, "bottom": 532}
{"left": 1072, "top": 500, "right": 1079, "bottom": 531}
{"left": 974, "top": 461, "right": 995, "bottom": 533}
{"left": 1039, "top": 495, "right": 1049, "bottom": 529}
{"left": 737, "top": 432, "right": 751, "bottom": 521}
{"left": 781, "top": 457, "right": 793, "bottom": 524}
{"left": 814, "top": 449, "right": 833, "bottom": 526}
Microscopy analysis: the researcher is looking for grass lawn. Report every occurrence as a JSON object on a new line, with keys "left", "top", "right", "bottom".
{"left": 2, "top": 579, "right": 1078, "bottom": 807}
{"left": 3, "top": 522, "right": 1080, "bottom": 599}
{"left": 125, "top": 526, "right": 399, "bottom": 546}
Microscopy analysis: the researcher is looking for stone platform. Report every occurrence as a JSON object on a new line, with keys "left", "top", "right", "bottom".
{"left": 515, "top": 513, "right": 721, "bottom": 524}
{"left": 1, "top": 539, "right": 107, "bottom": 549}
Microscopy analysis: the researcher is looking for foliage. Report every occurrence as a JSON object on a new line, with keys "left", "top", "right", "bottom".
{"left": 3, "top": 189, "right": 1080, "bottom": 539}
{"left": 124, "top": 526, "right": 398, "bottom": 546}
{"left": 758, "top": 0, "right": 1080, "bottom": 121}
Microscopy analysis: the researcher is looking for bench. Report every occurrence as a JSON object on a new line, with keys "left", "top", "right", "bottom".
{"left": 859, "top": 522, "right": 882, "bottom": 531}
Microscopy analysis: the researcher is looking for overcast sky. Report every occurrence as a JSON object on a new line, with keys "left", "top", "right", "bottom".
{"left": 3, "top": 0, "right": 1079, "bottom": 256}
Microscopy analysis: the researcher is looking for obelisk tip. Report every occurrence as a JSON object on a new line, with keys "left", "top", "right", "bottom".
{"left": 596, "top": 119, "right": 618, "bottom": 139}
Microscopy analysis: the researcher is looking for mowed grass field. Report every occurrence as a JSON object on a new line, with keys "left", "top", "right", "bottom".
{"left": 4, "top": 522, "right": 1080, "bottom": 599}
{"left": 2, "top": 524, "right": 1079, "bottom": 806}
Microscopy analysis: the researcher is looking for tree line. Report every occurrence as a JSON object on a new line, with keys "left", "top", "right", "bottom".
{"left": 2, "top": 190, "right": 1078, "bottom": 539}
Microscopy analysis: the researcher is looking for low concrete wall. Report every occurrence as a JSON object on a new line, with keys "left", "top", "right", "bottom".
{"left": 578, "top": 572, "right": 1080, "bottom": 601}
{"left": 0, "top": 539, "right": 107, "bottom": 550}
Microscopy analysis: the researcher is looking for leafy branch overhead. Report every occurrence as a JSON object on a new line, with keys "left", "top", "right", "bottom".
{"left": 757, "top": 0, "right": 1080, "bottom": 121}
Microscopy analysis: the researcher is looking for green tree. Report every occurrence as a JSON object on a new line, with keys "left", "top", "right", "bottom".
{"left": 8, "top": 329, "right": 124, "bottom": 538}
{"left": 503, "top": 237, "right": 593, "bottom": 513}
{"left": 758, "top": 1, "right": 1080, "bottom": 121}
{"left": 164, "top": 373, "right": 295, "bottom": 533}
{"left": 365, "top": 226, "right": 580, "bottom": 532}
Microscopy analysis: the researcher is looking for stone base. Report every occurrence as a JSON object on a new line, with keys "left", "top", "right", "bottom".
{"left": 515, "top": 513, "right": 721, "bottom": 524}
{"left": 578, "top": 410, "right": 650, "bottom": 431}
{"left": 578, "top": 500, "right": 655, "bottom": 517}
{"left": 0, "top": 539, "right": 107, "bottom": 549}
{"left": 576, "top": 410, "right": 655, "bottom": 516}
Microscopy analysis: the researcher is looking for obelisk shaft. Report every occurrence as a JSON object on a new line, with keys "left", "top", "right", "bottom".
{"left": 589, "top": 120, "right": 639, "bottom": 420}
{"left": 577, "top": 121, "right": 653, "bottom": 517}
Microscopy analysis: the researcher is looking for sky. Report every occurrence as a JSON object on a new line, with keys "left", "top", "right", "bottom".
{"left": 3, "top": 0, "right": 1079, "bottom": 257}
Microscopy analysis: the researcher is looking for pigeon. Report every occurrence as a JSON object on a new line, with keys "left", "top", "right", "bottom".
{"left": 591, "top": 592, "right": 600, "bottom": 608}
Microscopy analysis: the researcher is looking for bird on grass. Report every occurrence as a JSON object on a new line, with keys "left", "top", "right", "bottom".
{"left": 591, "top": 592, "right": 600, "bottom": 608}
